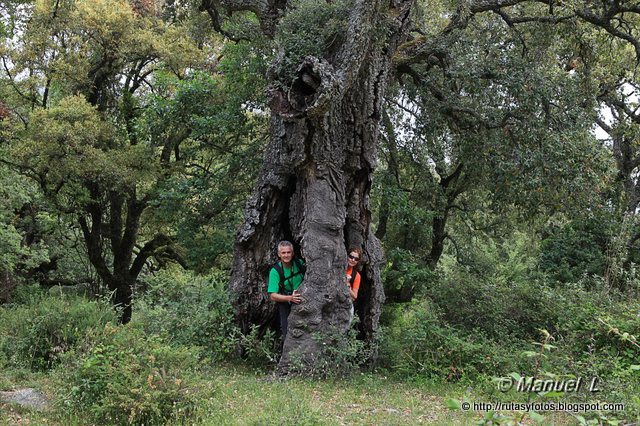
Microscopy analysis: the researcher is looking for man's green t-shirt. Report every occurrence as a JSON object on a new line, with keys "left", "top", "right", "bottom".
{"left": 267, "top": 261, "right": 304, "bottom": 294}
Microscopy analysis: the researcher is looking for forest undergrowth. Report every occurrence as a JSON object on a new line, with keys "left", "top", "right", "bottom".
{"left": 1, "top": 256, "right": 638, "bottom": 425}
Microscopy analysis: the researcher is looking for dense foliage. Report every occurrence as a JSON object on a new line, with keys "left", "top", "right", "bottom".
{"left": 0, "top": 286, "right": 116, "bottom": 370}
{"left": 1, "top": 0, "right": 640, "bottom": 424}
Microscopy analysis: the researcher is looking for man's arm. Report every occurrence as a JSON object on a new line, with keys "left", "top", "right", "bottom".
{"left": 269, "top": 291, "right": 301, "bottom": 304}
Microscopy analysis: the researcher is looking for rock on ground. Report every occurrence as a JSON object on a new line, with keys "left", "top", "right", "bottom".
{"left": 0, "top": 388, "right": 49, "bottom": 410}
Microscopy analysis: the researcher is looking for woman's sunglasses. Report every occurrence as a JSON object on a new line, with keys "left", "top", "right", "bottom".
{"left": 348, "top": 254, "right": 360, "bottom": 261}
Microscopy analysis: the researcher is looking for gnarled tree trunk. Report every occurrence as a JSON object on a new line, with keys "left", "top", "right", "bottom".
{"left": 228, "top": 0, "right": 414, "bottom": 372}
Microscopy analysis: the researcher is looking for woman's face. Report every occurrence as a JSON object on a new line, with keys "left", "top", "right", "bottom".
{"left": 347, "top": 251, "right": 360, "bottom": 268}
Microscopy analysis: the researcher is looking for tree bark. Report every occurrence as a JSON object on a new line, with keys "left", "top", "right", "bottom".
{"left": 229, "top": 0, "right": 414, "bottom": 372}
{"left": 0, "top": 269, "right": 16, "bottom": 304}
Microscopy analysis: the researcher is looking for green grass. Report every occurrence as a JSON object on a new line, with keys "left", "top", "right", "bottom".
{"left": 194, "top": 367, "right": 476, "bottom": 425}
{"left": 0, "top": 364, "right": 479, "bottom": 425}
{"left": 1, "top": 363, "right": 626, "bottom": 425}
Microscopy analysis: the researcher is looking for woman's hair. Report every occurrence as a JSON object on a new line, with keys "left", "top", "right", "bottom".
{"left": 348, "top": 247, "right": 362, "bottom": 257}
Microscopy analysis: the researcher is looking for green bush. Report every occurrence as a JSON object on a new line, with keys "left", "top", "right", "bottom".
{"left": 135, "top": 268, "right": 238, "bottom": 363}
{"left": 287, "top": 319, "right": 371, "bottom": 378}
{"left": 549, "top": 289, "right": 640, "bottom": 379}
{"left": 380, "top": 300, "right": 522, "bottom": 380}
{"left": 0, "top": 292, "right": 115, "bottom": 370}
{"left": 57, "top": 323, "right": 203, "bottom": 425}
{"left": 8, "top": 282, "right": 46, "bottom": 305}
{"left": 382, "top": 248, "right": 437, "bottom": 302}
{"left": 427, "top": 267, "right": 561, "bottom": 341}
{"left": 539, "top": 216, "right": 611, "bottom": 283}
{"left": 425, "top": 232, "right": 562, "bottom": 341}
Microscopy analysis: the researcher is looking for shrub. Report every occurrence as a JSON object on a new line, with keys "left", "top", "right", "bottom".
{"left": 235, "top": 325, "right": 280, "bottom": 370}
{"left": 135, "top": 268, "right": 238, "bottom": 363}
{"left": 8, "top": 282, "right": 46, "bottom": 305}
{"left": 549, "top": 290, "right": 640, "bottom": 379}
{"left": 57, "top": 323, "right": 203, "bottom": 425}
{"left": 380, "top": 299, "right": 521, "bottom": 380}
{"left": 382, "top": 248, "right": 436, "bottom": 302}
{"left": 428, "top": 233, "right": 562, "bottom": 341}
{"left": 0, "top": 292, "right": 115, "bottom": 370}
{"left": 539, "top": 216, "right": 611, "bottom": 283}
{"left": 427, "top": 267, "right": 562, "bottom": 341}
{"left": 287, "top": 319, "right": 371, "bottom": 378}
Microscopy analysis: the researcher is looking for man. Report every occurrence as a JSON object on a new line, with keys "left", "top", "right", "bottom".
{"left": 267, "top": 241, "right": 304, "bottom": 337}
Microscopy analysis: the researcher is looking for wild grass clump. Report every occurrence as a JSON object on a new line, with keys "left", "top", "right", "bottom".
{"left": 380, "top": 299, "right": 522, "bottom": 381}
{"left": 56, "top": 323, "right": 204, "bottom": 425}
{"left": 0, "top": 291, "right": 115, "bottom": 371}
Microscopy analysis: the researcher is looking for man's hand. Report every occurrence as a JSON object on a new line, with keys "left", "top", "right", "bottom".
{"left": 290, "top": 290, "right": 302, "bottom": 304}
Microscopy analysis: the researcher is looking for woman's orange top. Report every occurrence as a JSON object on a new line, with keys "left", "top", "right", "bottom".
{"left": 346, "top": 265, "right": 361, "bottom": 296}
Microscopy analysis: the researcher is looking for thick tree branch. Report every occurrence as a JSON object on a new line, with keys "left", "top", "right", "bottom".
{"left": 599, "top": 93, "right": 640, "bottom": 126}
{"left": 109, "top": 191, "right": 124, "bottom": 262}
{"left": 79, "top": 216, "right": 113, "bottom": 283}
{"left": 576, "top": 7, "right": 640, "bottom": 58}
{"left": 119, "top": 194, "right": 146, "bottom": 273}
{"left": 595, "top": 116, "right": 613, "bottom": 134}
{"left": 199, "top": 1, "right": 253, "bottom": 41}
{"left": 493, "top": 9, "right": 574, "bottom": 26}
{"left": 394, "top": 0, "right": 550, "bottom": 68}
{"left": 200, "top": 0, "right": 286, "bottom": 38}
{"left": 129, "top": 233, "right": 173, "bottom": 278}
{"left": 441, "top": 162, "right": 464, "bottom": 188}
{"left": 155, "top": 246, "right": 189, "bottom": 269}
{"left": 160, "top": 128, "right": 191, "bottom": 165}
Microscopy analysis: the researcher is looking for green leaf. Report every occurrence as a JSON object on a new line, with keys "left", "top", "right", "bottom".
{"left": 529, "top": 411, "right": 545, "bottom": 423}
{"left": 539, "top": 391, "right": 564, "bottom": 398}
{"left": 574, "top": 414, "right": 587, "bottom": 425}
{"left": 446, "top": 398, "right": 461, "bottom": 410}
{"left": 509, "top": 372, "right": 522, "bottom": 381}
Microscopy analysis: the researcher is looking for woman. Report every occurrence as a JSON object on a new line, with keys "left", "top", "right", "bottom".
{"left": 346, "top": 247, "right": 361, "bottom": 302}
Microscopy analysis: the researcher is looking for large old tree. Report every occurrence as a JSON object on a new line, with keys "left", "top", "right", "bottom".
{"left": 205, "top": 0, "right": 640, "bottom": 371}
{"left": 214, "top": 0, "right": 415, "bottom": 371}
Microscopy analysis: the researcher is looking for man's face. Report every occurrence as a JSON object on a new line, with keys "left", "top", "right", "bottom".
{"left": 278, "top": 246, "right": 293, "bottom": 264}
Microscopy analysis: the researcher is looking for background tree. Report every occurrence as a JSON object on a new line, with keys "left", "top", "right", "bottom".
{"left": 0, "top": 0, "right": 232, "bottom": 322}
{"left": 590, "top": 49, "right": 640, "bottom": 281}
{"left": 376, "top": 8, "right": 612, "bottom": 301}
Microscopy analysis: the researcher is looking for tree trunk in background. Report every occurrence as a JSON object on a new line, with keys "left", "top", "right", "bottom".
{"left": 229, "top": 0, "right": 414, "bottom": 371}
{"left": 0, "top": 269, "right": 16, "bottom": 304}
